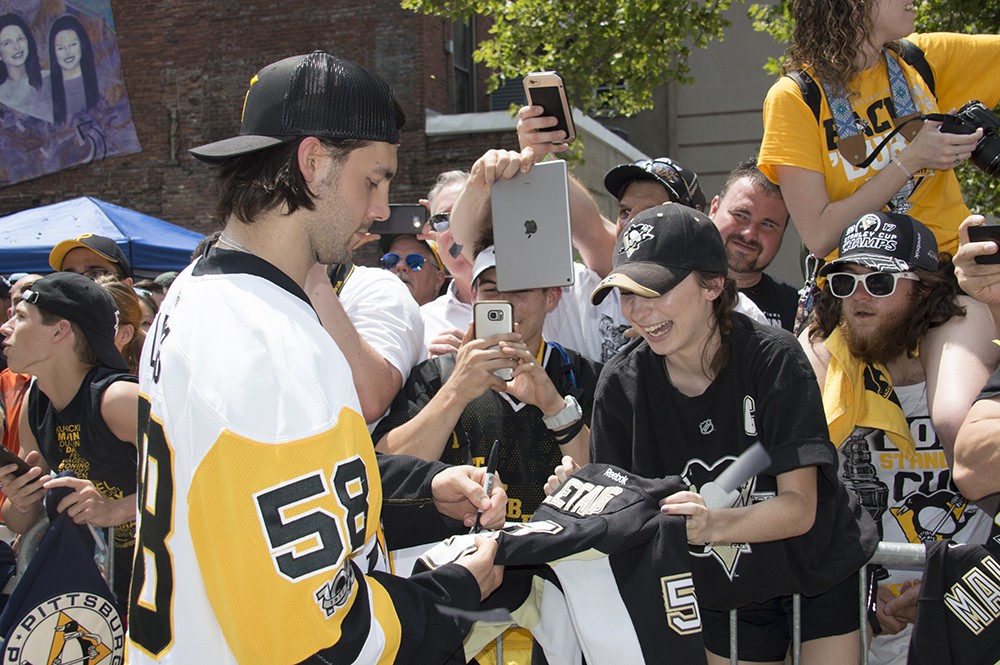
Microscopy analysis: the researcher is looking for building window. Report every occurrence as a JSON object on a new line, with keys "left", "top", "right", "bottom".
{"left": 452, "top": 18, "right": 475, "bottom": 113}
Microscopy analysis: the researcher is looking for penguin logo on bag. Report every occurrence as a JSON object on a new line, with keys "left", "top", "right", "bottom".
{"left": 4, "top": 593, "right": 124, "bottom": 665}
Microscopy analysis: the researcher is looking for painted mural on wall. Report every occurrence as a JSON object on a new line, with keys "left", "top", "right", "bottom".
{"left": 0, "top": 0, "right": 140, "bottom": 186}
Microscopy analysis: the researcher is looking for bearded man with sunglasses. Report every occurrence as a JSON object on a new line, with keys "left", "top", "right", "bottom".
{"left": 800, "top": 211, "right": 992, "bottom": 665}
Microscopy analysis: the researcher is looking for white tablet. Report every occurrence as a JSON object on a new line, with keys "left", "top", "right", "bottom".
{"left": 490, "top": 159, "right": 575, "bottom": 291}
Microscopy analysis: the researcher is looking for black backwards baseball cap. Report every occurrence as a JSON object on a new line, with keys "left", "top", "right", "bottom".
{"left": 21, "top": 272, "right": 129, "bottom": 371}
{"left": 49, "top": 234, "right": 131, "bottom": 276}
{"left": 603, "top": 157, "right": 707, "bottom": 212}
{"left": 591, "top": 203, "right": 727, "bottom": 305}
{"left": 190, "top": 51, "right": 402, "bottom": 164}
{"left": 818, "top": 211, "right": 939, "bottom": 277}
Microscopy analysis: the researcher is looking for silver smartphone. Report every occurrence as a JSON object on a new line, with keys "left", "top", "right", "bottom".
{"left": 474, "top": 301, "right": 514, "bottom": 380}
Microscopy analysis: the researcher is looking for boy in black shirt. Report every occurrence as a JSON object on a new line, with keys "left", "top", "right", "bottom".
{"left": 0, "top": 272, "right": 138, "bottom": 604}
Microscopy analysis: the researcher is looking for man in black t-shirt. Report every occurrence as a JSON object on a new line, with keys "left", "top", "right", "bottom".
{"left": 0, "top": 272, "right": 138, "bottom": 604}
{"left": 374, "top": 245, "right": 601, "bottom": 522}
{"left": 709, "top": 157, "right": 799, "bottom": 331}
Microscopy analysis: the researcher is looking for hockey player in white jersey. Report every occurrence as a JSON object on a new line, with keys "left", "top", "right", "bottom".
{"left": 126, "top": 51, "right": 505, "bottom": 665}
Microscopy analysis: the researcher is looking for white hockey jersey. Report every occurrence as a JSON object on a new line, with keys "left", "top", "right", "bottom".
{"left": 127, "top": 250, "right": 479, "bottom": 665}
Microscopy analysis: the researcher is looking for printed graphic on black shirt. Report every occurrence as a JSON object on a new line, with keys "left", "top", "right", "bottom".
{"left": 681, "top": 456, "right": 772, "bottom": 580}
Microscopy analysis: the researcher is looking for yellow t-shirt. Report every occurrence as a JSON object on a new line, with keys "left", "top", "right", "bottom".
{"left": 759, "top": 32, "right": 1000, "bottom": 260}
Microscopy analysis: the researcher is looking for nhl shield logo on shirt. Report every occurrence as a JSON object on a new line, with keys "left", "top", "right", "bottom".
{"left": 3, "top": 592, "right": 125, "bottom": 665}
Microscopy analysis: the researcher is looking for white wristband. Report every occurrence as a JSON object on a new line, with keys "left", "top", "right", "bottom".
{"left": 892, "top": 156, "right": 913, "bottom": 180}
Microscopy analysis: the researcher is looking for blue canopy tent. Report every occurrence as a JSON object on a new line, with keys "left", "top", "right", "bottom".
{"left": 0, "top": 197, "right": 204, "bottom": 277}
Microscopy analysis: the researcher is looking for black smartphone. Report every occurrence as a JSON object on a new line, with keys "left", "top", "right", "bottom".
{"left": 377, "top": 204, "right": 428, "bottom": 235}
{"left": 0, "top": 446, "right": 31, "bottom": 478}
{"left": 967, "top": 224, "right": 1000, "bottom": 264}
{"left": 523, "top": 71, "right": 576, "bottom": 144}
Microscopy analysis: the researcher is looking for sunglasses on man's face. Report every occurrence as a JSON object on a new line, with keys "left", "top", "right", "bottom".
{"left": 827, "top": 271, "right": 919, "bottom": 298}
{"left": 429, "top": 212, "right": 450, "bottom": 233}
{"left": 381, "top": 252, "right": 428, "bottom": 271}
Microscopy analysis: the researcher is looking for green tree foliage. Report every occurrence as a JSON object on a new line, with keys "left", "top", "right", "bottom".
{"left": 402, "top": 0, "right": 733, "bottom": 117}
{"left": 748, "top": 0, "right": 1000, "bottom": 214}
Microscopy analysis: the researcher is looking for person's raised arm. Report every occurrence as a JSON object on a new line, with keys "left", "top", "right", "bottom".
{"left": 921, "top": 294, "right": 1000, "bottom": 460}
{"left": 305, "top": 263, "right": 402, "bottom": 423}
{"left": 954, "top": 215, "right": 1000, "bottom": 335}
{"left": 953, "top": 394, "right": 1000, "bottom": 501}
{"left": 450, "top": 148, "right": 535, "bottom": 262}
{"left": 777, "top": 122, "right": 984, "bottom": 258}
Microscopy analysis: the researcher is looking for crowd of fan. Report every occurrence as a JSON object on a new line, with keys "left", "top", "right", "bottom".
{"left": 0, "top": 11, "right": 998, "bottom": 663}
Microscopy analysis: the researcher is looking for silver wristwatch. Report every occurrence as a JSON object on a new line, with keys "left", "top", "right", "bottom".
{"left": 542, "top": 395, "right": 583, "bottom": 431}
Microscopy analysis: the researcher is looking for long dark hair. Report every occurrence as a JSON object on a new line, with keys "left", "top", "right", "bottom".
{"left": 49, "top": 15, "right": 98, "bottom": 125}
{"left": 0, "top": 13, "right": 43, "bottom": 90}
{"left": 698, "top": 271, "right": 738, "bottom": 379}
{"left": 809, "top": 254, "right": 966, "bottom": 354}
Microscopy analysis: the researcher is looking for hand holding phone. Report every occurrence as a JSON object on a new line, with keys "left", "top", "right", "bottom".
{"left": 0, "top": 446, "right": 32, "bottom": 478}
{"left": 967, "top": 224, "right": 1000, "bottom": 264}
{"left": 523, "top": 72, "right": 575, "bottom": 144}
{"left": 378, "top": 204, "right": 428, "bottom": 236}
{"left": 474, "top": 301, "right": 514, "bottom": 381}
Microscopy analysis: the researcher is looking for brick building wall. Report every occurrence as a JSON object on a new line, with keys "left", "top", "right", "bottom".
{"left": 0, "top": 0, "right": 517, "bottom": 238}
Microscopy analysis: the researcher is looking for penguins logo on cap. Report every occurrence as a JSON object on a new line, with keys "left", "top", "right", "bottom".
{"left": 619, "top": 223, "right": 655, "bottom": 258}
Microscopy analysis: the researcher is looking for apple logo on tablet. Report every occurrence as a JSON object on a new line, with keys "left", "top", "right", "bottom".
{"left": 524, "top": 219, "right": 537, "bottom": 238}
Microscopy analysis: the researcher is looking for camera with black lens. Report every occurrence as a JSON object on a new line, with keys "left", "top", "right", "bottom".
{"left": 938, "top": 100, "right": 1000, "bottom": 177}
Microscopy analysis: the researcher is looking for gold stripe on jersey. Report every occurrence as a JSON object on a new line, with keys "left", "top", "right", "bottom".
{"left": 188, "top": 406, "right": 397, "bottom": 664}
{"left": 369, "top": 578, "right": 402, "bottom": 663}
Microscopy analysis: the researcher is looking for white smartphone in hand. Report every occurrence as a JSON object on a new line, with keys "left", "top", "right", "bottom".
{"left": 474, "top": 301, "right": 514, "bottom": 380}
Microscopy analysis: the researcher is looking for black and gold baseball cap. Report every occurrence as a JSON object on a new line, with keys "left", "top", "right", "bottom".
{"left": 190, "top": 51, "right": 403, "bottom": 163}
{"left": 819, "top": 211, "right": 939, "bottom": 276}
{"left": 49, "top": 233, "right": 131, "bottom": 277}
{"left": 591, "top": 203, "right": 727, "bottom": 305}
{"left": 603, "top": 157, "right": 706, "bottom": 212}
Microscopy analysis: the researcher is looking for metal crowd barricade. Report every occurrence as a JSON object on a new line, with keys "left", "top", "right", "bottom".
{"left": 726, "top": 542, "right": 927, "bottom": 665}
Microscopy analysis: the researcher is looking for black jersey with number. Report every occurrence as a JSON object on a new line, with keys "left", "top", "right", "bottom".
{"left": 908, "top": 540, "right": 1000, "bottom": 665}
{"left": 416, "top": 463, "right": 708, "bottom": 665}
{"left": 27, "top": 365, "right": 138, "bottom": 605}
{"left": 592, "top": 313, "right": 877, "bottom": 610}
{"left": 373, "top": 343, "right": 601, "bottom": 521}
